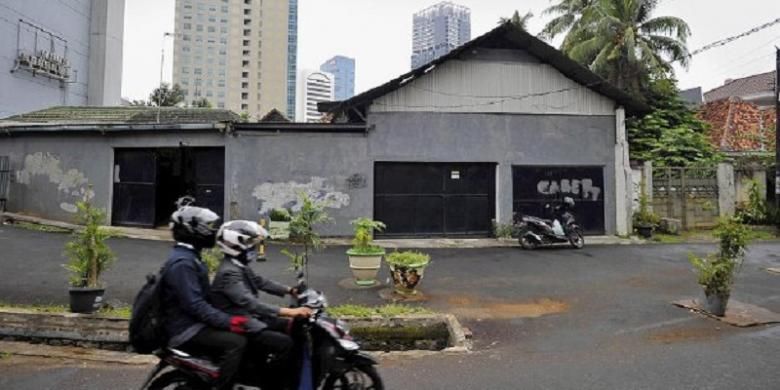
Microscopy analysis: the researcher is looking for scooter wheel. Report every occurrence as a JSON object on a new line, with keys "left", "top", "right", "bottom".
{"left": 519, "top": 235, "right": 539, "bottom": 250}
{"left": 322, "top": 364, "right": 384, "bottom": 390}
{"left": 568, "top": 230, "right": 585, "bottom": 249}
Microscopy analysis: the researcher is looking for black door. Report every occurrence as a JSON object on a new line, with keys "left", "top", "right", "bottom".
{"left": 512, "top": 166, "right": 605, "bottom": 234}
{"left": 191, "top": 148, "right": 225, "bottom": 218}
{"left": 112, "top": 149, "right": 157, "bottom": 227}
{"left": 375, "top": 162, "right": 496, "bottom": 236}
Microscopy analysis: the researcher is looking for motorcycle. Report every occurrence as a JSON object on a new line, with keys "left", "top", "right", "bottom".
{"left": 514, "top": 197, "right": 584, "bottom": 250}
{"left": 139, "top": 274, "right": 383, "bottom": 390}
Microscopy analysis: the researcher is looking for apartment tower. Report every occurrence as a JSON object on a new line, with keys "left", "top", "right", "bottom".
{"left": 173, "top": 0, "right": 297, "bottom": 119}
{"left": 296, "top": 69, "right": 334, "bottom": 123}
{"left": 411, "top": 2, "right": 471, "bottom": 69}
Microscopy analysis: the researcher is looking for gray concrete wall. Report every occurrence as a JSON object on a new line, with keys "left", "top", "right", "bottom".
{"left": 225, "top": 131, "right": 371, "bottom": 236}
{"left": 0, "top": 0, "right": 92, "bottom": 118}
{"left": 0, "top": 131, "right": 224, "bottom": 223}
{"left": 367, "top": 112, "right": 618, "bottom": 234}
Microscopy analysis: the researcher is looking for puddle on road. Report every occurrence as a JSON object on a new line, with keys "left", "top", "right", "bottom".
{"left": 444, "top": 295, "right": 569, "bottom": 320}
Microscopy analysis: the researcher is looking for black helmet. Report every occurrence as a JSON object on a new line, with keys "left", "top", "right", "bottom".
{"left": 170, "top": 198, "right": 220, "bottom": 250}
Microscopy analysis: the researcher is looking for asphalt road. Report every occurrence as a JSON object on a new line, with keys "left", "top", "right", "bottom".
{"left": 1, "top": 224, "right": 780, "bottom": 389}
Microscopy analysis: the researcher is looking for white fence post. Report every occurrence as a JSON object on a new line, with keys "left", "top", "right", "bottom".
{"left": 717, "top": 163, "right": 736, "bottom": 218}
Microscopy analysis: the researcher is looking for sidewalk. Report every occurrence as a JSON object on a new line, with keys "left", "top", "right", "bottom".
{"left": 2, "top": 211, "right": 642, "bottom": 248}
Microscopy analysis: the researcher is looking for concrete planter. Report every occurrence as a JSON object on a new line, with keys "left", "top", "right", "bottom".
{"left": 268, "top": 221, "right": 290, "bottom": 240}
{"left": 68, "top": 287, "right": 105, "bottom": 314}
{"left": 702, "top": 291, "right": 729, "bottom": 317}
{"left": 347, "top": 250, "right": 385, "bottom": 286}
{"left": 0, "top": 309, "right": 468, "bottom": 352}
{"left": 388, "top": 263, "right": 428, "bottom": 296}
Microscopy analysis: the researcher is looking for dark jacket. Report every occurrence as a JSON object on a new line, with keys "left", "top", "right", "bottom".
{"left": 161, "top": 244, "right": 232, "bottom": 347}
{"left": 210, "top": 258, "right": 290, "bottom": 320}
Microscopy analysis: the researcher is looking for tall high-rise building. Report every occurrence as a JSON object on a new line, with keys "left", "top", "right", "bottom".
{"left": 286, "top": 0, "right": 298, "bottom": 120}
{"left": 296, "top": 69, "right": 334, "bottom": 123}
{"left": 320, "top": 56, "right": 355, "bottom": 101}
{"left": 411, "top": 2, "right": 471, "bottom": 69}
{"left": 173, "top": 0, "right": 297, "bottom": 119}
{"left": 0, "top": 0, "right": 124, "bottom": 118}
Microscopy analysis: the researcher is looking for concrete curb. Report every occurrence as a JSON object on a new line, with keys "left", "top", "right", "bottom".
{"left": 0, "top": 309, "right": 469, "bottom": 353}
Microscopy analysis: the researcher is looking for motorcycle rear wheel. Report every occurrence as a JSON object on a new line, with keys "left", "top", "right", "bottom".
{"left": 147, "top": 370, "right": 200, "bottom": 390}
{"left": 322, "top": 364, "right": 384, "bottom": 390}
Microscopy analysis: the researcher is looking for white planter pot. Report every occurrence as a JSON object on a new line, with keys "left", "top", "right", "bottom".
{"left": 347, "top": 251, "right": 384, "bottom": 286}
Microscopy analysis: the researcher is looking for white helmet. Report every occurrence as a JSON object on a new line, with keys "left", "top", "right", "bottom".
{"left": 216, "top": 220, "right": 269, "bottom": 259}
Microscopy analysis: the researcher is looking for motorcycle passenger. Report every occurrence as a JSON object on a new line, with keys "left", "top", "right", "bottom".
{"left": 210, "top": 220, "right": 312, "bottom": 389}
{"left": 161, "top": 203, "right": 265, "bottom": 390}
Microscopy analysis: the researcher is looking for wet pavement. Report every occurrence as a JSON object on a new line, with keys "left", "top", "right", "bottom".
{"left": 1, "top": 224, "right": 779, "bottom": 389}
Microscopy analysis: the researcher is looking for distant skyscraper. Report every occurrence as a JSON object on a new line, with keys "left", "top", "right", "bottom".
{"left": 411, "top": 2, "right": 471, "bottom": 69}
{"left": 296, "top": 69, "right": 334, "bottom": 123}
{"left": 173, "top": 0, "right": 297, "bottom": 119}
{"left": 286, "top": 0, "right": 298, "bottom": 119}
{"left": 320, "top": 56, "right": 355, "bottom": 101}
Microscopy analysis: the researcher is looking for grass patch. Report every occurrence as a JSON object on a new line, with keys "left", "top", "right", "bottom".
{"left": 12, "top": 221, "right": 71, "bottom": 234}
{"left": 0, "top": 302, "right": 131, "bottom": 319}
{"left": 329, "top": 304, "right": 433, "bottom": 318}
{"left": 0, "top": 351, "right": 10, "bottom": 360}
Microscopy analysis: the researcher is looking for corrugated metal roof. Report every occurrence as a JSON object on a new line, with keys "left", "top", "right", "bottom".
{"left": 0, "top": 106, "right": 241, "bottom": 125}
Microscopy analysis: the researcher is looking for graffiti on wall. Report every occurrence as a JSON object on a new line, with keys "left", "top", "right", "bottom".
{"left": 537, "top": 178, "right": 601, "bottom": 201}
{"left": 17, "top": 152, "right": 93, "bottom": 213}
{"left": 252, "top": 177, "right": 350, "bottom": 215}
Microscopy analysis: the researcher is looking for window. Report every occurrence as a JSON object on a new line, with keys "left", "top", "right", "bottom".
{"left": 206, "top": 91, "right": 213, "bottom": 97}
{"left": 182, "top": 67, "right": 190, "bottom": 74}
{"left": 181, "top": 79, "right": 189, "bottom": 86}
{"left": 218, "top": 102, "right": 225, "bottom": 108}
{"left": 196, "top": 24, "right": 203, "bottom": 32}
{"left": 244, "top": 19, "right": 251, "bottom": 25}
{"left": 220, "top": 26, "right": 227, "bottom": 34}
{"left": 182, "top": 34, "right": 191, "bottom": 41}
{"left": 242, "top": 50, "right": 249, "bottom": 56}
{"left": 244, "top": 9, "right": 250, "bottom": 15}
{"left": 242, "top": 60, "right": 249, "bottom": 67}
{"left": 207, "top": 26, "right": 215, "bottom": 33}
{"left": 241, "top": 82, "right": 248, "bottom": 89}
{"left": 209, "top": 16, "right": 216, "bottom": 23}
{"left": 182, "top": 46, "right": 191, "bottom": 52}
{"left": 243, "top": 40, "right": 250, "bottom": 47}
{"left": 244, "top": 0, "right": 251, "bottom": 4}
{"left": 194, "top": 68, "right": 202, "bottom": 75}
{"left": 218, "top": 80, "right": 225, "bottom": 87}
{"left": 183, "top": 23, "right": 192, "bottom": 30}
{"left": 243, "top": 29, "right": 251, "bottom": 36}
{"left": 241, "top": 104, "right": 248, "bottom": 110}
{"left": 184, "top": 15, "right": 192, "bottom": 20}
{"left": 242, "top": 71, "right": 248, "bottom": 78}
{"left": 241, "top": 92, "right": 248, "bottom": 100}
{"left": 221, "top": 5, "right": 228, "bottom": 13}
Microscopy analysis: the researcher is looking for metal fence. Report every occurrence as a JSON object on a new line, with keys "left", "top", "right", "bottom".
{"left": 0, "top": 156, "right": 9, "bottom": 212}
{"left": 652, "top": 166, "right": 719, "bottom": 229}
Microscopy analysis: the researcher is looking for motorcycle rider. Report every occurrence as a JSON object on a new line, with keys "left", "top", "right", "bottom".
{"left": 161, "top": 201, "right": 265, "bottom": 389}
{"left": 210, "top": 220, "right": 312, "bottom": 389}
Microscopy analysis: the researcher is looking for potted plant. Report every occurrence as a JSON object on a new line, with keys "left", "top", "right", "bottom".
{"left": 633, "top": 183, "right": 660, "bottom": 238}
{"left": 386, "top": 251, "right": 430, "bottom": 296}
{"left": 689, "top": 216, "right": 751, "bottom": 316}
{"left": 346, "top": 218, "right": 387, "bottom": 286}
{"left": 268, "top": 208, "right": 292, "bottom": 240}
{"left": 281, "top": 194, "right": 331, "bottom": 276}
{"left": 63, "top": 199, "right": 116, "bottom": 314}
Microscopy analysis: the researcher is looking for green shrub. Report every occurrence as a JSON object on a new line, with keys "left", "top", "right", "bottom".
{"left": 269, "top": 208, "right": 292, "bottom": 222}
{"left": 386, "top": 251, "right": 430, "bottom": 267}
{"left": 689, "top": 216, "right": 751, "bottom": 297}
{"left": 633, "top": 181, "right": 660, "bottom": 228}
{"left": 281, "top": 194, "right": 331, "bottom": 271}
{"left": 736, "top": 179, "right": 768, "bottom": 225}
{"left": 63, "top": 200, "right": 116, "bottom": 288}
{"left": 347, "top": 217, "right": 386, "bottom": 255}
{"left": 492, "top": 220, "right": 516, "bottom": 239}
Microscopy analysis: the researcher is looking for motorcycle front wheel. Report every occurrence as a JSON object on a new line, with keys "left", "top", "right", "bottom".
{"left": 322, "top": 364, "right": 384, "bottom": 390}
{"left": 519, "top": 234, "right": 539, "bottom": 250}
{"left": 568, "top": 229, "right": 585, "bottom": 249}
{"left": 147, "top": 370, "right": 201, "bottom": 390}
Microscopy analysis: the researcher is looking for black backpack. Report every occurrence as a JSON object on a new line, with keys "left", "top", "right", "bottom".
{"left": 128, "top": 260, "right": 180, "bottom": 354}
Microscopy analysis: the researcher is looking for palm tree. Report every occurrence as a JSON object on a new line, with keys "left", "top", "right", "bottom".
{"left": 500, "top": 10, "right": 534, "bottom": 31}
{"left": 543, "top": 0, "right": 690, "bottom": 96}
{"left": 539, "top": 0, "right": 595, "bottom": 45}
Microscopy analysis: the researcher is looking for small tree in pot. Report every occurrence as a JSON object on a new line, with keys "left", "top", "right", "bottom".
{"left": 633, "top": 184, "right": 660, "bottom": 238}
{"left": 63, "top": 200, "right": 116, "bottom": 313}
{"left": 386, "top": 251, "right": 430, "bottom": 296}
{"left": 346, "top": 218, "right": 386, "bottom": 286}
{"left": 689, "top": 216, "right": 751, "bottom": 316}
{"left": 281, "top": 194, "right": 331, "bottom": 276}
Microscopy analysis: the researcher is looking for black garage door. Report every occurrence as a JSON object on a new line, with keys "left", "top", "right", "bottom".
{"left": 375, "top": 162, "right": 496, "bottom": 236}
{"left": 512, "top": 166, "right": 605, "bottom": 234}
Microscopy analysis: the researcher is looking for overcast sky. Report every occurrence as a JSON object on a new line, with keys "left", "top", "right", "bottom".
{"left": 122, "top": 0, "right": 780, "bottom": 101}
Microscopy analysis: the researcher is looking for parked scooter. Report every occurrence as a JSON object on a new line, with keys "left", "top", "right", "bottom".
{"left": 139, "top": 273, "right": 383, "bottom": 390}
{"left": 513, "top": 197, "right": 584, "bottom": 249}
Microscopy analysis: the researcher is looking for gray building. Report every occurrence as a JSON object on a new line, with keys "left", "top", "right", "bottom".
{"left": 0, "top": 0, "right": 125, "bottom": 119}
{"left": 320, "top": 55, "right": 355, "bottom": 101}
{"left": 0, "top": 25, "right": 646, "bottom": 237}
{"left": 411, "top": 1, "right": 470, "bottom": 69}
